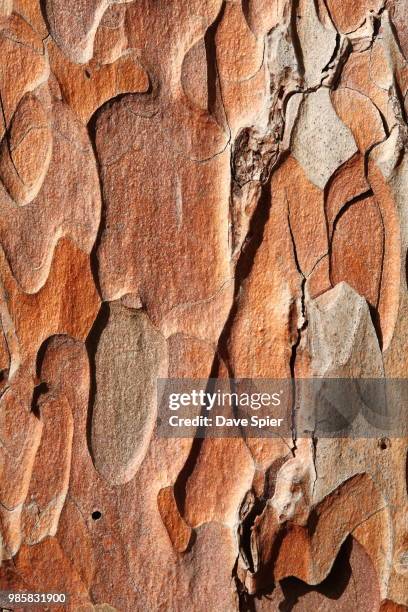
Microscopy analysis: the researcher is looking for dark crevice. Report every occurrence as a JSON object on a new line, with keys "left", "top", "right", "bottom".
{"left": 323, "top": 32, "right": 341, "bottom": 74}
{"left": 371, "top": 197, "right": 386, "bottom": 348}
{"left": 365, "top": 4, "right": 386, "bottom": 50}
{"left": 35, "top": 336, "right": 53, "bottom": 380}
{"left": 235, "top": 528, "right": 288, "bottom": 611}
{"left": 287, "top": 205, "right": 304, "bottom": 281}
{"left": 39, "top": 0, "right": 52, "bottom": 34}
{"left": 173, "top": 353, "right": 221, "bottom": 516}
{"left": 30, "top": 335, "right": 58, "bottom": 416}
{"left": 181, "top": 528, "right": 197, "bottom": 554}
{"left": 372, "top": 13, "right": 382, "bottom": 40}
{"left": 85, "top": 302, "right": 110, "bottom": 460}
{"left": 239, "top": 458, "right": 288, "bottom": 575}
{"left": 288, "top": 306, "right": 304, "bottom": 447}
{"left": 241, "top": 0, "right": 251, "bottom": 34}
{"left": 217, "top": 179, "right": 273, "bottom": 371}
{"left": 311, "top": 433, "right": 318, "bottom": 496}
{"left": 0, "top": 90, "right": 26, "bottom": 191}
{"left": 233, "top": 556, "right": 256, "bottom": 612}
{"left": 278, "top": 536, "right": 354, "bottom": 610}
{"left": 406, "top": 449, "right": 408, "bottom": 497}
{"left": 291, "top": 0, "right": 305, "bottom": 82}
{"left": 254, "top": 528, "right": 289, "bottom": 597}
{"left": 240, "top": 535, "right": 355, "bottom": 611}
{"left": 233, "top": 183, "right": 272, "bottom": 289}
{"left": 405, "top": 249, "right": 408, "bottom": 303}
{"left": 326, "top": 39, "right": 351, "bottom": 91}
{"left": 173, "top": 436, "right": 204, "bottom": 517}
{"left": 374, "top": 106, "right": 390, "bottom": 140}
{"left": 331, "top": 189, "right": 375, "bottom": 236}
{"left": 239, "top": 494, "right": 266, "bottom": 574}
{"left": 87, "top": 108, "right": 108, "bottom": 300}
{"left": 364, "top": 121, "right": 389, "bottom": 179}
{"left": 287, "top": 207, "right": 307, "bottom": 448}
{"left": 235, "top": 454, "right": 292, "bottom": 610}
{"left": 31, "top": 381, "right": 49, "bottom": 418}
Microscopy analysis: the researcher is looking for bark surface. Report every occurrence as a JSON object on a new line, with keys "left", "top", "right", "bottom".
{"left": 0, "top": 1, "right": 407, "bottom": 610}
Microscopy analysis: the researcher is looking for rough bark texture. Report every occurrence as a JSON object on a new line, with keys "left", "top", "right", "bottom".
{"left": 0, "top": 1, "right": 407, "bottom": 610}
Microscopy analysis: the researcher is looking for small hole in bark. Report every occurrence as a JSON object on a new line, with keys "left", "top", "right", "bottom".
{"left": 92, "top": 510, "right": 102, "bottom": 520}
{"left": 378, "top": 437, "right": 390, "bottom": 450}
{"left": 85, "top": 69, "right": 91, "bottom": 79}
